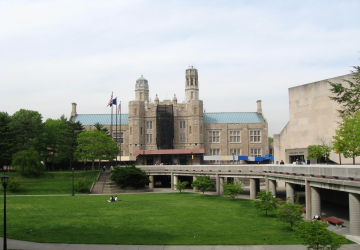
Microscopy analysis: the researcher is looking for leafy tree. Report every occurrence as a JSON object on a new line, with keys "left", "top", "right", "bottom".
{"left": 294, "top": 220, "right": 345, "bottom": 250}
{"left": 307, "top": 145, "right": 331, "bottom": 163}
{"left": 191, "top": 176, "right": 215, "bottom": 194}
{"left": 175, "top": 180, "right": 188, "bottom": 193}
{"left": 43, "top": 118, "right": 73, "bottom": 169}
{"left": 223, "top": 181, "right": 242, "bottom": 199}
{"left": 253, "top": 191, "right": 278, "bottom": 216}
{"left": 94, "top": 123, "right": 109, "bottom": 134}
{"left": 11, "top": 148, "right": 45, "bottom": 177}
{"left": 328, "top": 66, "right": 360, "bottom": 119}
{"left": 9, "top": 109, "right": 44, "bottom": 154}
{"left": 110, "top": 166, "right": 150, "bottom": 188}
{"left": 75, "top": 130, "right": 118, "bottom": 170}
{"left": 68, "top": 121, "right": 84, "bottom": 168}
{"left": 277, "top": 202, "right": 303, "bottom": 229}
{"left": 0, "top": 112, "right": 13, "bottom": 168}
{"left": 333, "top": 112, "right": 360, "bottom": 164}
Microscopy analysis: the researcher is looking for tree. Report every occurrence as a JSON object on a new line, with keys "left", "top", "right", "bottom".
{"left": 43, "top": 118, "right": 73, "bottom": 170}
{"left": 277, "top": 202, "right": 303, "bottom": 229}
{"left": 328, "top": 66, "right": 360, "bottom": 119}
{"left": 332, "top": 112, "right": 360, "bottom": 164}
{"left": 175, "top": 180, "right": 188, "bottom": 193}
{"left": 191, "top": 176, "right": 215, "bottom": 194}
{"left": 9, "top": 109, "right": 44, "bottom": 154}
{"left": 110, "top": 166, "right": 149, "bottom": 189}
{"left": 0, "top": 112, "right": 13, "bottom": 168}
{"left": 253, "top": 191, "right": 278, "bottom": 216}
{"left": 75, "top": 130, "right": 118, "bottom": 170}
{"left": 94, "top": 123, "right": 109, "bottom": 134}
{"left": 68, "top": 120, "right": 84, "bottom": 168}
{"left": 294, "top": 220, "right": 345, "bottom": 250}
{"left": 223, "top": 180, "right": 242, "bottom": 199}
{"left": 11, "top": 148, "right": 45, "bottom": 177}
{"left": 307, "top": 145, "right": 331, "bottom": 163}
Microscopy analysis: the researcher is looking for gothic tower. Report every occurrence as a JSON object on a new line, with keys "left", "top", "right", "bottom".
{"left": 135, "top": 75, "right": 149, "bottom": 102}
{"left": 185, "top": 66, "right": 199, "bottom": 102}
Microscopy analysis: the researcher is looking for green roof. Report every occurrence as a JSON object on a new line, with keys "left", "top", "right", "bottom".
{"left": 73, "top": 112, "right": 264, "bottom": 125}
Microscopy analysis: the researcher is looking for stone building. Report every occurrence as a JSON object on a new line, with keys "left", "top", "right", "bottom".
{"left": 274, "top": 73, "right": 358, "bottom": 164}
{"left": 71, "top": 67, "right": 269, "bottom": 165}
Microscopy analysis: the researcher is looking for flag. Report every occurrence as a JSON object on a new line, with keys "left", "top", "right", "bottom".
{"left": 107, "top": 93, "right": 113, "bottom": 107}
{"left": 117, "top": 103, "right": 121, "bottom": 114}
{"left": 112, "top": 97, "right": 117, "bottom": 105}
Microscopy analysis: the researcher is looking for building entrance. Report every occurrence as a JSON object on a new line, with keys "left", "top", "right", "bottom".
{"left": 289, "top": 155, "right": 305, "bottom": 163}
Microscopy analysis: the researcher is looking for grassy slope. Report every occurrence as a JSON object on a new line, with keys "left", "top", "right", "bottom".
{"left": 0, "top": 193, "right": 311, "bottom": 245}
{"left": 1, "top": 171, "right": 99, "bottom": 194}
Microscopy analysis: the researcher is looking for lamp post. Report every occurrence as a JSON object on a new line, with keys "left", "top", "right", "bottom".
{"left": 72, "top": 168, "right": 74, "bottom": 196}
{"left": 2, "top": 175, "right": 9, "bottom": 250}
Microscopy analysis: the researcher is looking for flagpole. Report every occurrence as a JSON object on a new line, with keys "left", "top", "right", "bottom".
{"left": 115, "top": 98, "right": 118, "bottom": 165}
{"left": 119, "top": 101, "right": 122, "bottom": 164}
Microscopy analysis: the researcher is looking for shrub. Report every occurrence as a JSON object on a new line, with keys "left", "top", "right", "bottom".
{"left": 223, "top": 181, "right": 242, "bottom": 199}
{"left": 253, "top": 191, "right": 278, "bottom": 216}
{"left": 277, "top": 202, "right": 303, "bottom": 229}
{"left": 12, "top": 148, "right": 45, "bottom": 177}
{"left": 75, "top": 178, "right": 90, "bottom": 193}
{"left": 175, "top": 181, "right": 188, "bottom": 192}
{"left": 191, "top": 176, "right": 215, "bottom": 194}
{"left": 110, "top": 166, "right": 149, "bottom": 189}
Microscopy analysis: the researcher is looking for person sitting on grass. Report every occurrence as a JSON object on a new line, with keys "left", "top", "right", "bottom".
{"left": 107, "top": 196, "right": 114, "bottom": 202}
{"left": 114, "top": 195, "right": 118, "bottom": 202}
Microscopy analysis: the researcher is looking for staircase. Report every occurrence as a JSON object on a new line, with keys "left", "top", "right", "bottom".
{"left": 91, "top": 171, "right": 123, "bottom": 194}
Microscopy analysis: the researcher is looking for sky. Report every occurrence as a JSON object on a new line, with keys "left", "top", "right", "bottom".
{"left": 1, "top": 0, "right": 360, "bottom": 135}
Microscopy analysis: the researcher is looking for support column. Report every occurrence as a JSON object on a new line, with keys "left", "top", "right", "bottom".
{"left": 171, "top": 172, "right": 174, "bottom": 190}
{"left": 311, "top": 186, "right": 321, "bottom": 219}
{"left": 173, "top": 175, "right": 178, "bottom": 191}
{"left": 216, "top": 174, "right": 220, "bottom": 195}
{"left": 149, "top": 175, "right": 154, "bottom": 189}
{"left": 250, "top": 178, "right": 256, "bottom": 200}
{"left": 219, "top": 177, "right": 224, "bottom": 195}
{"left": 269, "top": 179, "right": 276, "bottom": 197}
{"left": 255, "top": 179, "right": 260, "bottom": 194}
{"left": 286, "top": 182, "right": 295, "bottom": 203}
{"left": 265, "top": 177, "right": 269, "bottom": 192}
{"left": 349, "top": 193, "right": 360, "bottom": 236}
{"left": 193, "top": 176, "right": 198, "bottom": 192}
{"left": 305, "top": 179, "right": 311, "bottom": 220}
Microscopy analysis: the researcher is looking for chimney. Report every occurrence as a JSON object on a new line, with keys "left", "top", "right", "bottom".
{"left": 256, "top": 100, "right": 262, "bottom": 114}
{"left": 71, "top": 103, "right": 77, "bottom": 118}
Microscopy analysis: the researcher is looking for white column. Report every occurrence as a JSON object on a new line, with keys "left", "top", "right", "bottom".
{"left": 265, "top": 177, "right": 269, "bottom": 192}
{"left": 171, "top": 172, "right": 174, "bottom": 190}
{"left": 250, "top": 178, "right": 256, "bottom": 200}
{"left": 216, "top": 174, "right": 220, "bottom": 195}
{"left": 311, "top": 186, "right": 321, "bottom": 219}
{"left": 286, "top": 182, "right": 295, "bottom": 203}
{"left": 173, "top": 175, "right": 178, "bottom": 191}
{"left": 219, "top": 177, "right": 224, "bottom": 195}
{"left": 193, "top": 176, "right": 198, "bottom": 192}
{"left": 269, "top": 180, "right": 276, "bottom": 197}
{"left": 349, "top": 193, "right": 360, "bottom": 236}
{"left": 149, "top": 175, "right": 154, "bottom": 189}
{"left": 305, "top": 179, "right": 311, "bottom": 220}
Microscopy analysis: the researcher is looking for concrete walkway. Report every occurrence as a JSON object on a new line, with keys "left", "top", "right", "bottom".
{"left": 0, "top": 238, "right": 359, "bottom": 250}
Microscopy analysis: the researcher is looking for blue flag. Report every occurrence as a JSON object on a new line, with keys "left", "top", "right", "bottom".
{"left": 112, "top": 98, "right": 117, "bottom": 105}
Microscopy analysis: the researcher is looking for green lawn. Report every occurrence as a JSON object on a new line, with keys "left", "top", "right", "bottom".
{"left": 0, "top": 171, "right": 99, "bottom": 195}
{"left": 0, "top": 193, "right": 326, "bottom": 245}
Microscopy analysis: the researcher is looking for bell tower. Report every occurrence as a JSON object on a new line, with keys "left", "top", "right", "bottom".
{"left": 185, "top": 66, "right": 199, "bottom": 102}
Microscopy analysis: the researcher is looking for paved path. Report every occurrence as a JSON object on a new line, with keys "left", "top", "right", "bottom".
{"left": 0, "top": 238, "right": 359, "bottom": 250}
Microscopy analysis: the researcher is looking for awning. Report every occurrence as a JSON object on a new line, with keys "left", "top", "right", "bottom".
{"left": 134, "top": 148, "right": 205, "bottom": 158}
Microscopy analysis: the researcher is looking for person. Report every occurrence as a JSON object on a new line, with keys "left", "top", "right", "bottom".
{"left": 107, "top": 196, "right": 113, "bottom": 202}
{"left": 114, "top": 195, "right": 118, "bottom": 202}
{"left": 103, "top": 166, "right": 106, "bottom": 172}
{"left": 110, "top": 165, "right": 114, "bottom": 171}
{"left": 280, "top": 160, "right": 285, "bottom": 165}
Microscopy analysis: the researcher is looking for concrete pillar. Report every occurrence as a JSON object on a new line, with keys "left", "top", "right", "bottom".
{"left": 149, "top": 175, "right": 154, "bottom": 189}
{"left": 216, "top": 174, "right": 220, "bottom": 195}
{"left": 171, "top": 172, "right": 174, "bottom": 190}
{"left": 265, "top": 177, "right": 269, "bottom": 192}
{"left": 349, "top": 193, "right": 360, "bottom": 236}
{"left": 285, "top": 182, "right": 295, "bottom": 203}
{"left": 173, "top": 175, "right": 178, "bottom": 191}
{"left": 250, "top": 178, "right": 256, "bottom": 200}
{"left": 255, "top": 179, "right": 260, "bottom": 194}
{"left": 305, "top": 179, "right": 311, "bottom": 220}
{"left": 193, "top": 176, "right": 198, "bottom": 192}
{"left": 219, "top": 177, "right": 224, "bottom": 195}
{"left": 269, "top": 180, "right": 276, "bottom": 197}
{"left": 311, "top": 186, "right": 321, "bottom": 219}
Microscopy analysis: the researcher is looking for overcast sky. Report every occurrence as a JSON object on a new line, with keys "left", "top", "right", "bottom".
{"left": 1, "top": 0, "right": 360, "bottom": 135}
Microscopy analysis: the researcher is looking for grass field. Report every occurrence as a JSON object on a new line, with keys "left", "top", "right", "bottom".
{"left": 0, "top": 171, "right": 99, "bottom": 195}
{"left": 0, "top": 192, "right": 336, "bottom": 245}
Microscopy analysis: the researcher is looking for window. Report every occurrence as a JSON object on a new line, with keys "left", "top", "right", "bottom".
{"left": 179, "top": 120, "right": 186, "bottom": 129}
{"left": 134, "top": 108, "right": 137, "bottom": 115}
{"left": 130, "top": 127, "right": 132, "bottom": 135}
{"left": 250, "top": 130, "right": 261, "bottom": 143}
{"left": 208, "top": 130, "right": 220, "bottom": 143}
{"left": 141, "top": 127, "right": 143, "bottom": 135}
{"left": 112, "top": 131, "right": 123, "bottom": 144}
{"left": 229, "top": 130, "right": 241, "bottom": 143}
{"left": 146, "top": 134, "right": 152, "bottom": 144}
{"left": 250, "top": 148, "right": 261, "bottom": 157}
{"left": 191, "top": 91, "right": 193, "bottom": 99}
{"left": 230, "top": 148, "right": 241, "bottom": 156}
{"left": 179, "top": 133, "right": 186, "bottom": 142}
{"left": 146, "top": 120, "right": 152, "bottom": 129}
{"left": 210, "top": 148, "right": 220, "bottom": 155}
{"left": 189, "top": 126, "right": 192, "bottom": 134}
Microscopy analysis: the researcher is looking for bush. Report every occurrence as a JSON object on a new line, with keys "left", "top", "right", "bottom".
{"left": 110, "top": 166, "right": 149, "bottom": 189}
{"left": 223, "top": 181, "right": 242, "bottom": 199}
{"left": 8, "top": 178, "right": 21, "bottom": 192}
{"left": 277, "top": 202, "right": 303, "bottom": 229}
{"left": 75, "top": 178, "right": 90, "bottom": 193}
{"left": 253, "top": 191, "right": 278, "bottom": 216}
{"left": 175, "top": 181, "right": 188, "bottom": 192}
{"left": 191, "top": 176, "right": 215, "bottom": 194}
{"left": 12, "top": 148, "right": 45, "bottom": 177}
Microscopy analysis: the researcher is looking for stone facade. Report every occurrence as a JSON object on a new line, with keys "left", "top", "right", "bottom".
{"left": 72, "top": 67, "right": 268, "bottom": 164}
